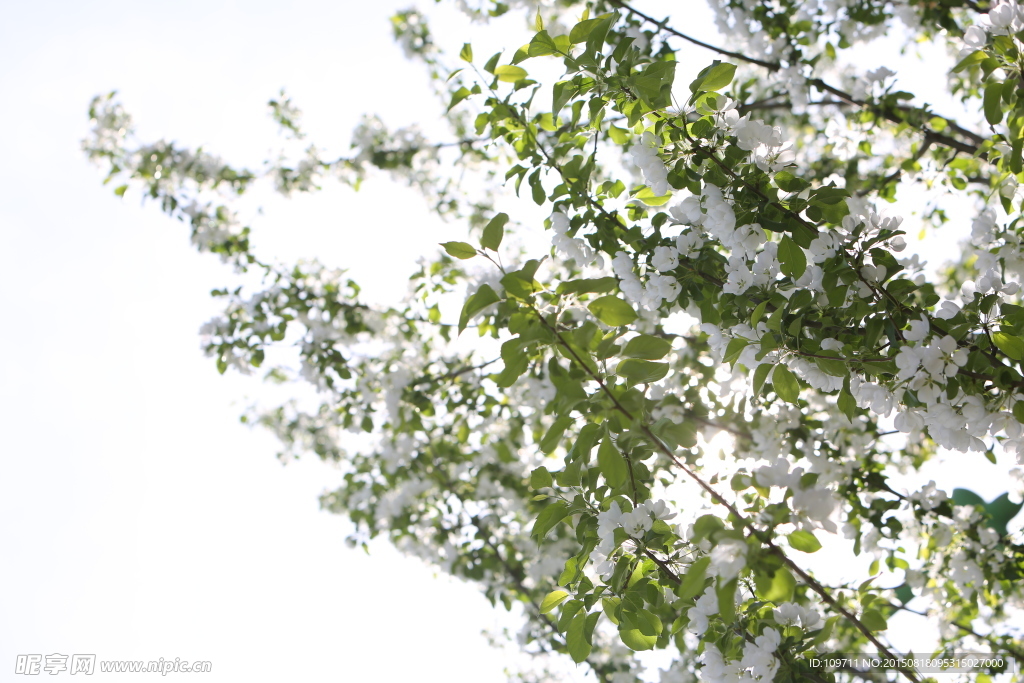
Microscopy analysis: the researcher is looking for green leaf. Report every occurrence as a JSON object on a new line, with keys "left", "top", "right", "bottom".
{"left": 540, "top": 415, "right": 573, "bottom": 454}
{"left": 618, "top": 627, "right": 657, "bottom": 651}
{"left": 860, "top": 608, "right": 888, "bottom": 632}
{"left": 955, "top": 489, "right": 1024, "bottom": 536}
{"left": 483, "top": 52, "right": 501, "bottom": 74}
{"left": 494, "top": 342, "right": 530, "bottom": 387}
{"left": 447, "top": 87, "right": 472, "bottom": 113}
{"left": 598, "top": 437, "right": 629, "bottom": 488}
{"left": 774, "top": 171, "right": 810, "bottom": 193}
{"left": 986, "top": 492, "right": 1024, "bottom": 536}
{"left": 838, "top": 389, "right": 857, "bottom": 421}
{"left": 459, "top": 43, "right": 473, "bottom": 62}
{"left": 992, "top": 331, "right": 1024, "bottom": 360}
{"left": 724, "top": 338, "right": 749, "bottom": 366}
{"left": 558, "top": 277, "right": 618, "bottom": 295}
{"left": 458, "top": 283, "right": 500, "bottom": 334}
{"left": 788, "top": 529, "right": 822, "bottom": 553}
{"left": 532, "top": 500, "right": 570, "bottom": 540}
{"left": 814, "top": 351, "right": 848, "bottom": 378}
{"left": 809, "top": 187, "right": 851, "bottom": 223}
{"left": 629, "top": 61, "right": 677, "bottom": 109}
{"left": 608, "top": 124, "right": 628, "bottom": 145}
{"left": 481, "top": 212, "right": 508, "bottom": 251}
{"left": 809, "top": 616, "right": 839, "bottom": 646}
{"left": 569, "top": 17, "right": 602, "bottom": 44}
{"left": 616, "top": 358, "right": 669, "bottom": 384}
{"left": 588, "top": 296, "right": 638, "bottom": 326}
{"left": 752, "top": 363, "right": 773, "bottom": 396}
{"left": 676, "top": 556, "right": 710, "bottom": 600}
{"left": 559, "top": 557, "right": 580, "bottom": 586}
{"left": 716, "top": 577, "right": 738, "bottom": 625}
{"left": 569, "top": 14, "right": 613, "bottom": 51}
{"left": 569, "top": 423, "right": 601, "bottom": 462}
{"left": 501, "top": 271, "right": 541, "bottom": 300}
{"left": 528, "top": 168, "right": 545, "bottom": 205}
{"left": 567, "top": 612, "right": 592, "bottom": 662}
{"left": 952, "top": 488, "right": 986, "bottom": 507}
{"left": 984, "top": 80, "right": 1004, "bottom": 126}
{"left": 557, "top": 599, "right": 583, "bottom": 632}
{"left": 636, "top": 609, "right": 663, "bottom": 637}
{"left": 953, "top": 50, "right": 987, "bottom": 73}
{"left": 778, "top": 235, "right": 807, "bottom": 280}
{"left": 528, "top": 30, "right": 559, "bottom": 57}
{"left": 754, "top": 566, "right": 796, "bottom": 603}
{"left": 689, "top": 61, "right": 737, "bottom": 93}
{"left": 530, "top": 466, "right": 553, "bottom": 490}
{"left": 772, "top": 365, "right": 800, "bottom": 404}
{"left": 894, "top": 584, "right": 914, "bottom": 605}
{"left": 602, "top": 597, "right": 620, "bottom": 624}
{"left": 654, "top": 418, "right": 698, "bottom": 449}
{"left": 441, "top": 241, "right": 477, "bottom": 259}
{"left": 494, "top": 65, "right": 528, "bottom": 83}
{"left": 540, "top": 589, "right": 570, "bottom": 614}
{"left": 622, "top": 335, "right": 672, "bottom": 360}
{"left": 552, "top": 80, "right": 573, "bottom": 118}
{"left": 691, "top": 514, "right": 725, "bottom": 542}
{"left": 632, "top": 185, "right": 673, "bottom": 206}
{"left": 750, "top": 300, "right": 769, "bottom": 327}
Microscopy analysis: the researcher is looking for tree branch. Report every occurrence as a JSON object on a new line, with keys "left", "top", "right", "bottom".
{"left": 533, "top": 310, "right": 922, "bottom": 683}
{"left": 609, "top": 0, "right": 988, "bottom": 160}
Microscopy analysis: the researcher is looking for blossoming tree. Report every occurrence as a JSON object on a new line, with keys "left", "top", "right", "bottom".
{"left": 85, "top": 0, "right": 1024, "bottom": 681}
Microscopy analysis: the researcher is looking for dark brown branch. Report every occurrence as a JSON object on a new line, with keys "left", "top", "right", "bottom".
{"left": 534, "top": 310, "right": 922, "bottom": 683}
{"left": 610, "top": 0, "right": 987, "bottom": 160}
{"left": 807, "top": 79, "right": 984, "bottom": 158}
{"left": 606, "top": 0, "right": 781, "bottom": 71}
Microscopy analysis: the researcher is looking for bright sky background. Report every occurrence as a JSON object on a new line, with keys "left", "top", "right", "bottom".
{"left": 1, "top": 1, "right": 1021, "bottom": 682}
{"left": 0, "top": 1, "right": 533, "bottom": 680}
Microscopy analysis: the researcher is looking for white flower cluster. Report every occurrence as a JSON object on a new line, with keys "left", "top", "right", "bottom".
{"left": 772, "top": 602, "right": 821, "bottom": 630}
{"left": 709, "top": 537, "right": 747, "bottom": 581}
{"left": 967, "top": 209, "right": 1024, "bottom": 296}
{"left": 687, "top": 586, "right": 718, "bottom": 636}
{"left": 629, "top": 131, "right": 669, "bottom": 196}
{"left": 964, "top": 268, "right": 1021, "bottom": 299}
{"left": 995, "top": 411, "right": 1024, "bottom": 463}
{"left": 902, "top": 502, "right": 1016, "bottom": 612}
{"left": 787, "top": 357, "right": 844, "bottom": 393}
{"left": 723, "top": 242, "right": 780, "bottom": 296}
{"left": 753, "top": 457, "right": 840, "bottom": 533}
{"left": 612, "top": 251, "right": 681, "bottom": 311}
{"left": 273, "top": 146, "right": 323, "bottom": 195}
{"left": 83, "top": 96, "right": 132, "bottom": 161}
{"left": 722, "top": 112, "right": 794, "bottom": 172}
{"left": 895, "top": 325, "right": 968, "bottom": 384}
{"left": 550, "top": 212, "right": 598, "bottom": 266}
{"left": 181, "top": 201, "right": 246, "bottom": 258}
{"left": 697, "top": 321, "right": 770, "bottom": 371}
{"left": 672, "top": 185, "right": 765, "bottom": 260}
{"left": 591, "top": 500, "right": 676, "bottom": 576}
{"left": 699, "top": 628, "right": 781, "bottom": 683}
{"left": 659, "top": 662, "right": 697, "bottom": 683}
{"left": 350, "top": 114, "right": 434, "bottom": 185}
{"left": 909, "top": 481, "right": 948, "bottom": 511}
{"left": 982, "top": 1, "right": 1024, "bottom": 36}
{"left": 849, "top": 375, "right": 896, "bottom": 416}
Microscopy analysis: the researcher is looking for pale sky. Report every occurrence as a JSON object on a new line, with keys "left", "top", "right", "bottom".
{"left": 0, "top": 2, "right": 1020, "bottom": 682}
{"left": 0, "top": 1, "right": 532, "bottom": 680}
